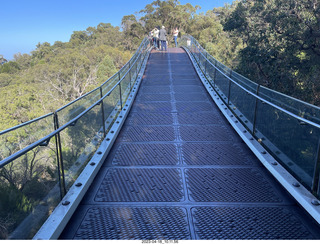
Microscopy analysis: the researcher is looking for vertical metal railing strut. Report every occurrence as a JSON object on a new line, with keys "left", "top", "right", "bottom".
{"left": 53, "top": 112, "right": 67, "bottom": 198}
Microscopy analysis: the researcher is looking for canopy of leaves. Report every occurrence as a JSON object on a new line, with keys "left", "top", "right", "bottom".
{"left": 223, "top": 0, "right": 320, "bottom": 105}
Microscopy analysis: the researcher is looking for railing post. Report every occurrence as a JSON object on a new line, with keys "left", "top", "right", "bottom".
{"left": 312, "top": 137, "right": 320, "bottom": 196}
{"left": 99, "top": 87, "right": 106, "bottom": 137}
{"left": 53, "top": 112, "right": 66, "bottom": 199}
{"left": 227, "top": 79, "right": 232, "bottom": 105}
{"left": 213, "top": 66, "right": 217, "bottom": 87}
{"left": 204, "top": 56, "right": 208, "bottom": 76}
{"left": 136, "top": 59, "right": 139, "bottom": 80}
{"left": 119, "top": 83, "right": 123, "bottom": 110}
{"left": 129, "top": 60, "right": 132, "bottom": 90}
{"left": 252, "top": 85, "right": 261, "bottom": 136}
{"left": 118, "top": 72, "right": 123, "bottom": 110}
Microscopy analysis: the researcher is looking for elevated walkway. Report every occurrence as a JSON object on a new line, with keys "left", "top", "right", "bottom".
{"left": 59, "top": 48, "right": 320, "bottom": 239}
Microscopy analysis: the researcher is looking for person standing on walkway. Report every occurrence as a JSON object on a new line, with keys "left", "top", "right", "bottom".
{"left": 151, "top": 27, "right": 159, "bottom": 50}
{"left": 159, "top": 26, "right": 167, "bottom": 51}
{"left": 173, "top": 27, "right": 179, "bottom": 47}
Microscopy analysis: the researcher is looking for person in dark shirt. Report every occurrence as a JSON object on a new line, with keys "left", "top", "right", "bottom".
{"left": 159, "top": 26, "right": 167, "bottom": 51}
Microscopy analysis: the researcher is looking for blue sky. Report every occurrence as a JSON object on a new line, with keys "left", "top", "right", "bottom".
{"left": 1, "top": 0, "right": 233, "bottom": 60}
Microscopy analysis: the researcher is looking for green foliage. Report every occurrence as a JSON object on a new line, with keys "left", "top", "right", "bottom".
{"left": 97, "top": 55, "right": 117, "bottom": 83}
{"left": 223, "top": 0, "right": 320, "bottom": 105}
{"left": 0, "top": 61, "right": 20, "bottom": 74}
{"left": 0, "top": 184, "right": 33, "bottom": 239}
{"left": 0, "top": 22, "right": 133, "bottom": 132}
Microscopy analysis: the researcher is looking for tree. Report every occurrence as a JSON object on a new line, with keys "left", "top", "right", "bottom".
{"left": 37, "top": 50, "right": 99, "bottom": 103}
{"left": 223, "top": 0, "right": 320, "bottom": 105}
{"left": 97, "top": 55, "right": 117, "bottom": 83}
{"left": 138, "top": 0, "right": 200, "bottom": 45}
{"left": 0, "top": 61, "right": 20, "bottom": 74}
{"left": 121, "top": 15, "right": 146, "bottom": 50}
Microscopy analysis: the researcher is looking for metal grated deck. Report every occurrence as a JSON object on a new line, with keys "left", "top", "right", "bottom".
{"left": 59, "top": 48, "right": 320, "bottom": 240}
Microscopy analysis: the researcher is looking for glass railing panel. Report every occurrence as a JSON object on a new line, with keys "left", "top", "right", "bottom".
{"left": 120, "top": 73, "right": 131, "bottom": 105}
{"left": 131, "top": 61, "right": 138, "bottom": 82}
{"left": 103, "top": 85, "right": 121, "bottom": 132}
{"left": 215, "top": 71, "right": 230, "bottom": 102}
{"left": 0, "top": 140, "right": 60, "bottom": 239}
{"left": 192, "top": 45, "right": 199, "bottom": 62}
{"left": 101, "top": 75, "right": 119, "bottom": 97}
{"left": 59, "top": 103, "right": 103, "bottom": 191}
{"left": 254, "top": 99, "right": 319, "bottom": 188}
{"left": 0, "top": 114, "right": 54, "bottom": 162}
{"left": 229, "top": 82, "right": 257, "bottom": 133}
{"left": 198, "top": 52, "right": 205, "bottom": 73}
{"left": 127, "top": 65, "right": 134, "bottom": 86}
{"left": 207, "top": 55, "right": 217, "bottom": 68}
{"left": 119, "top": 65, "right": 129, "bottom": 81}
{"left": 202, "top": 58, "right": 209, "bottom": 78}
{"left": 259, "top": 86, "right": 320, "bottom": 124}
{"left": 205, "top": 61, "right": 216, "bottom": 85}
{"left": 56, "top": 89, "right": 101, "bottom": 127}
{"left": 231, "top": 72, "right": 258, "bottom": 94}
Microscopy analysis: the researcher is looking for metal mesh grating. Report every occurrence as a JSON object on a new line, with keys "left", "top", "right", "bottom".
{"left": 73, "top": 207, "right": 190, "bottom": 240}
{"left": 175, "top": 102, "right": 214, "bottom": 112}
{"left": 95, "top": 168, "right": 184, "bottom": 202}
{"left": 112, "top": 143, "right": 178, "bottom": 166}
{"left": 172, "top": 79, "right": 200, "bottom": 85}
{"left": 180, "top": 125, "right": 234, "bottom": 142}
{"left": 172, "top": 74, "right": 198, "bottom": 80}
{"left": 173, "top": 85, "right": 205, "bottom": 93}
{"left": 137, "top": 93, "right": 172, "bottom": 102}
{"left": 192, "top": 207, "right": 318, "bottom": 239}
{"left": 186, "top": 168, "right": 282, "bottom": 202}
{"left": 126, "top": 113, "right": 173, "bottom": 125}
{"left": 142, "top": 75, "right": 171, "bottom": 84}
{"left": 174, "top": 93, "right": 209, "bottom": 102}
{"left": 140, "top": 86, "right": 171, "bottom": 94}
{"left": 118, "top": 126, "right": 175, "bottom": 142}
{"left": 131, "top": 102, "right": 172, "bottom": 113}
{"left": 177, "top": 112, "right": 225, "bottom": 125}
{"left": 182, "top": 143, "right": 259, "bottom": 166}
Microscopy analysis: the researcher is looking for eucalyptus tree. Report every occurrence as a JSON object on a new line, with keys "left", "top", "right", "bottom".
{"left": 223, "top": 0, "right": 320, "bottom": 104}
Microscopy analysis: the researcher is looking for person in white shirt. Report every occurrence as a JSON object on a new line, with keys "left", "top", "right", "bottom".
{"left": 151, "top": 27, "right": 160, "bottom": 50}
{"left": 173, "top": 27, "right": 179, "bottom": 47}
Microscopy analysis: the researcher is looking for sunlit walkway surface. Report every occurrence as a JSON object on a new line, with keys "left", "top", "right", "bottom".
{"left": 59, "top": 48, "right": 320, "bottom": 240}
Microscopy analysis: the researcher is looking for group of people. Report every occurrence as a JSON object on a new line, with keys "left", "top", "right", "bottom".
{"left": 150, "top": 26, "right": 179, "bottom": 51}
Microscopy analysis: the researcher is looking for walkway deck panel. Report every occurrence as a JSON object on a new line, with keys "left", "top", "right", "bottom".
{"left": 60, "top": 48, "right": 320, "bottom": 240}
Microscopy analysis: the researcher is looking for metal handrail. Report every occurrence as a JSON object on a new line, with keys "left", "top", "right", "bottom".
{"left": 183, "top": 35, "right": 320, "bottom": 129}
{"left": 0, "top": 37, "right": 150, "bottom": 168}
{"left": 0, "top": 112, "right": 54, "bottom": 136}
{"left": 185, "top": 35, "right": 320, "bottom": 123}
{"left": 55, "top": 40, "right": 145, "bottom": 114}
